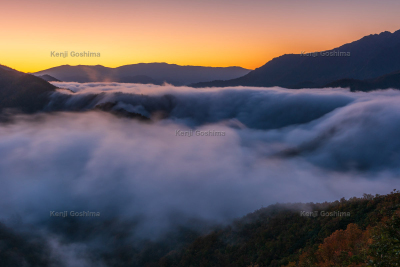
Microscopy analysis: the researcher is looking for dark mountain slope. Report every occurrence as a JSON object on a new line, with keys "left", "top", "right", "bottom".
{"left": 0, "top": 64, "right": 18, "bottom": 72}
{"left": 3, "top": 191, "right": 399, "bottom": 266}
{"left": 159, "top": 192, "right": 400, "bottom": 267}
{"left": 192, "top": 29, "right": 400, "bottom": 88}
{"left": 326, "top": 70, "right": 400, "bottom": 91}
{"left": 37, "top": 74, "right": 61, "bottom": 82}
{"left": 0, "top": 67, "right": 56, "bottom": 113}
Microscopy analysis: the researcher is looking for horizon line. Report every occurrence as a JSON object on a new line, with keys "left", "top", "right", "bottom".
{"left": 19, "top": 62, "right": 254, "bottom": 74}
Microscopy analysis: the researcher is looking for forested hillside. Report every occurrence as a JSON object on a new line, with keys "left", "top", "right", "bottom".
{"left": 157, "top": 191, "right": 400, "bottom": 267}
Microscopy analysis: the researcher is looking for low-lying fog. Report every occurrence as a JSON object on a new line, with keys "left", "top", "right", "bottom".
{"left": 1, "top": 82, "right": 400, "bottom": 266}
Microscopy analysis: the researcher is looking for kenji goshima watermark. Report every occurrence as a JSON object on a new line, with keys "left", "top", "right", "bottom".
{"left": 300, "top": 50, "right": 351, "bottom": 57}
{"left": 300, "top": 211, "right": 351, "bottom": 217}
{"left": 50, "top": 51, "right": 101, "bottom": 58}
{"left": 176, "top": 129, "right": 226, "bottom": 137}
{"left": 50, "top": 211, "right": 101, "bottom": 217}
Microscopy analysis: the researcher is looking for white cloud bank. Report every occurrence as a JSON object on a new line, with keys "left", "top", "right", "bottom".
{"left": 1, "top": 83, "right": 400, "bottom": 265}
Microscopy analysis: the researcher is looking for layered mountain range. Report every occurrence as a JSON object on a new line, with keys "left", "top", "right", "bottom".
{"left": 325, "top": 70, "right": 400, "bottom": 91}
{"left": 2, "top": 29, "right": 400, "bottom": 118}
{"left": 33, "top": 63, "right": 251, "bottom": 85}
{"left": 192, "top": 29, "right": 400, "bottom": 89}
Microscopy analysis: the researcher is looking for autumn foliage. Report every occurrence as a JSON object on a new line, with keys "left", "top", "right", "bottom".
{"left": 159, "top": 191, "right": 400, "bottom": 267}
{"left": 284, "top": 192, "right": 400, "bottom": 267}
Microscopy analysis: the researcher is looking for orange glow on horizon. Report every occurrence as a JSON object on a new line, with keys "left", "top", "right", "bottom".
{"left": 1, "top": 0, "right": 400, "bottom": 73}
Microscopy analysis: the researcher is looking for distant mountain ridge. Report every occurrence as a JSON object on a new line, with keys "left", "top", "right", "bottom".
{"left": 34, "top": 63, "right": 251, "bottom": 85}
{"left": 192, "top": 29, "right": 400, "bottom": 89}
{"left": 325, "top": 70, "right": 400, "bottom": 91}
{"left": 38, "top": 74, "right": 61, "bottom": 82}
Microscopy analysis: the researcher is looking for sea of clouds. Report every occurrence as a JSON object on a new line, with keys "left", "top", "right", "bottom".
{"left": 1, "top": 82, "right": 400, "bottom": 266}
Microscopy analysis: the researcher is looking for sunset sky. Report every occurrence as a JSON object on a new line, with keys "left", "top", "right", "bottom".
{"left": 1, "top": 0, "right": 400, "bottom": 73}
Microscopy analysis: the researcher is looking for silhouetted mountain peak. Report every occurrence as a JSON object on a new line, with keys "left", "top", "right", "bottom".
{"left": 0, "top": 64, "right": 18, "bottom": 73}
{"left": 0, "top": 66, "right": 56, "bottom": 113}
{"left": 34, "top": 63, "right": 251, "bottom": 85}
{"left": 192, "top": 29, "right": 400, "bottom": 88}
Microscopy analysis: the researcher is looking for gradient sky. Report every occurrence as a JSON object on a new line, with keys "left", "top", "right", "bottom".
{"left": 1, "top": 0, "right": 400, "bottom": 73}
